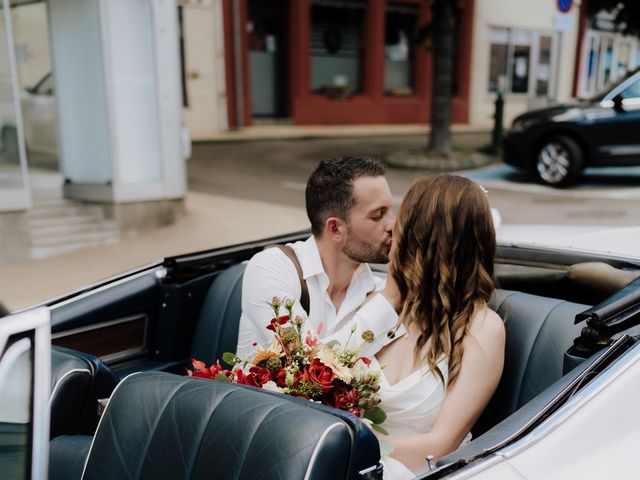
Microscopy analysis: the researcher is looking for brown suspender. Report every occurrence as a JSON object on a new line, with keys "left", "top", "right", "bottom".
{"left": 274, "top": 245, "right": 310, "bottom": 314}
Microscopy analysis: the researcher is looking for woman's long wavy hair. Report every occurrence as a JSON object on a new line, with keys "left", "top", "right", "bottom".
{"left": 390, "top": 175, "right": 496, "bottom": 387}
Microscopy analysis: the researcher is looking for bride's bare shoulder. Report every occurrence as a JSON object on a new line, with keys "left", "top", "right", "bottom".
{"left": 467, "top": 304, "right": 505, "bottom": 352}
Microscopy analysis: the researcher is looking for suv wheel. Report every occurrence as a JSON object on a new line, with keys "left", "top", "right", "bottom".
{"left": 534, "top": 135, "right": 583, "bottom": 187}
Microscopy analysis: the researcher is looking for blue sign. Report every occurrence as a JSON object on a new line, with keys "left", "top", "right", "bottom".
{"left": 557, "top": 0, "right": 573, "bottom": 13}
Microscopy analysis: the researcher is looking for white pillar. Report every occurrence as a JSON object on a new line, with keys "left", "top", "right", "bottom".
{"left": 48, "top": 0, "right": 186, "bottom": 203}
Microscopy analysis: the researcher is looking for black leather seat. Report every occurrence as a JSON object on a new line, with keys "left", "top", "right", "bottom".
{"left": 473, "top": 289, "right": 590, "bottom": 435}
{"left": 50, "top": 371, "right": 382, "bottom": 480}
{"left": 50, "top": 346, "right": 119, "bottom": 438}
{"left": 190, "top": 262, "right": 246, "bottom": 365}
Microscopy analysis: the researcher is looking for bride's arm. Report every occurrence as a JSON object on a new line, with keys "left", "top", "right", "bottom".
{"left": 389, "top": 307, "right": 505, "bottom": 470}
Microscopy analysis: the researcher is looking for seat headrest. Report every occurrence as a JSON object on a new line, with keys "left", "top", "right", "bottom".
{"left": 190, "top": 263, "right": 246, "bottom": 365}
{"left": 83, "top": 371, "right": 381, "bottom": 480}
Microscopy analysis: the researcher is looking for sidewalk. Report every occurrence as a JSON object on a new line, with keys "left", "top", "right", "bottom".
{"left": 0, "top": 191, "right": 308, "bottom": 311}
{"left": 206, "top": 123, "right": 492, "bottom": 142}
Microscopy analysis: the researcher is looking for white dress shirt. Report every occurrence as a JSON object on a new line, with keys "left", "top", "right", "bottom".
{"left": 236, "top": 236, "right": 402, "bottom": 359}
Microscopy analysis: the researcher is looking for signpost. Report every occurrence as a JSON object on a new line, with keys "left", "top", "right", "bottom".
{"left": 557, "top": 0, "right": 573, "bottom": 13}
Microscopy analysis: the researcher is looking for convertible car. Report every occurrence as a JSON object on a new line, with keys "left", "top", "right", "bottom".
{"left": 1, "top": 229, "right": 640, "bottom": 479}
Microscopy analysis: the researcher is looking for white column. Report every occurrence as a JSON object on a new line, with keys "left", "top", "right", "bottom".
{"left": 48, "top": 0, "right": 186, "bottom": 203}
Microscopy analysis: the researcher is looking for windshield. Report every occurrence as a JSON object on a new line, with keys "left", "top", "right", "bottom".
{"left": 587, "top": 66, "right": 640, "bottom": 102}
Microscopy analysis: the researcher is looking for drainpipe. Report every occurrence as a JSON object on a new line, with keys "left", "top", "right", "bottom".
{"left": 232, "top": 0, "right": 244, "bottom": 129}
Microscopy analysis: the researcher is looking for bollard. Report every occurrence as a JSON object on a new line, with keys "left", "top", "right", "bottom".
{"left": 491, "top": 91, "right": 504, "bottom": 153}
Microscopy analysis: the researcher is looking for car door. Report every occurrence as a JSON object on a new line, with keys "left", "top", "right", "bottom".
{"left": 586, "top": 73, "right": 640, "bottom": 166}
{"left": 0, "top": 307, "right": 50, "bottom": 480}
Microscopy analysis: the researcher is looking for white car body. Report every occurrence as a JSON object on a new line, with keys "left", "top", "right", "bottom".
{"left": 497, "top": 224, "right": 640, "bottom": 261}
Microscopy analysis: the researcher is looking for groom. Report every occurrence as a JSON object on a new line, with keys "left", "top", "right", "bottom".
{"left": 236, "top": 156, "right": 403, "bottom": 358}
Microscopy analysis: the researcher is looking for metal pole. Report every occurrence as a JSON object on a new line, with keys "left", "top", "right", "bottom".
{"left": 491, "top": 91, "right": 504, "bottom": 152}
{"left": 232, "top": 0, "right": 244, "bottom": 129}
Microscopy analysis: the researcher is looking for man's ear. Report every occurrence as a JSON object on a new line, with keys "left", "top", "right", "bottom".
{"left": 325, "top": 217, "right": 346, "bottom": 242}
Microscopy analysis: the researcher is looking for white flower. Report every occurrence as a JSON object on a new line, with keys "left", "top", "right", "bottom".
{"left": 316, "top": 347, "right": 353, "bottom": 382}
{"left": 262, "top": 381, "right": 283, "bottom": 393}
{"left": 351, "top": 358, "right": 370, "bottom": 382}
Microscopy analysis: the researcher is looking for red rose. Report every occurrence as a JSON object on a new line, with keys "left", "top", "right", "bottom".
{"left": 302, "top": 359, "right": 335, "bottom": 393}
{"left": 276, "top": 369, "right": 287, "bottom": 387}
{"left": 277, "top": 315, "right": 290, "bottom": 325}
{"left": 245, "top": 366, "right": 272, "bottom": 387}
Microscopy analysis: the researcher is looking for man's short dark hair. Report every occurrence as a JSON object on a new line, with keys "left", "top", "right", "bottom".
{"left": 306, "top": 156, "right": 387, "bottom": 236}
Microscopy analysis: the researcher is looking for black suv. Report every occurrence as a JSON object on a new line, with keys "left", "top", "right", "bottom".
{"left": 502, "top": 68, "right": 640, "bottom": 186}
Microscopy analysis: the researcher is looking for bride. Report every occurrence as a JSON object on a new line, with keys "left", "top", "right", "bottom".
{"left": 374, "top": 175, "right": 505, "bottom": 479}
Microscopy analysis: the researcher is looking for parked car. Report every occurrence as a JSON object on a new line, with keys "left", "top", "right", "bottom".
{"left": 502, "top": 67, "right": 640, "bottom": 187}
{"left": 1, "top": 229, "right": 640, "bottom": 479}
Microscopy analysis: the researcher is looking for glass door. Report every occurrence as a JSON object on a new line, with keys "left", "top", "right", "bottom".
{"left": 0, "top": 0, "right": 30, "bottom": 212}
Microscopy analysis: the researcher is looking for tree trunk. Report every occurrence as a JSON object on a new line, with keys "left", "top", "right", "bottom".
{"left": 428, "top": 0, "right": 455, "bottom": 156}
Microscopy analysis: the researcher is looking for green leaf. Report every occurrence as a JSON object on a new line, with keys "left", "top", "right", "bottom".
{"left": 363, "top": 406, "right": 387, "bottom": 425}
{"left": 222, "top": 352, "right": 239, "bottom": 366}
{"left": 214, "top": 373, "right": 231, "bottom": 382}
{"left": 371, "top": 423, "right": 389, "bottom": 436}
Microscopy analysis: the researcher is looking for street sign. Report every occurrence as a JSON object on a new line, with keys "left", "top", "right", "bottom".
{"left": 557, "top": 0, "right": 573, "bottom": 13}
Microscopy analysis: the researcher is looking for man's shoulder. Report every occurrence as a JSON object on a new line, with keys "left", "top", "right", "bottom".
{"left": 246, "top": 243, "right": 302, "bottom": 273}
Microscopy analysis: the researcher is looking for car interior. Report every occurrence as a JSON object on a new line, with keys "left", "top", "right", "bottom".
{"left": 40, "top": 231, "right": 640, "bottom": 479}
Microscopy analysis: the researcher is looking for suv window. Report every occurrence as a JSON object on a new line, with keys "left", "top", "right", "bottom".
{"left": 621, "top": 78, "right": 640, "bottom": 99}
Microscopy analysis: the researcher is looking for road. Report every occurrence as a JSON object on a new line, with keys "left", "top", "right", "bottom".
{"left": 187, "top": 135, "right": 640, "bottom": 227}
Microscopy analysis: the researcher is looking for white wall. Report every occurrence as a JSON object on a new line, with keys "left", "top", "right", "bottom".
{"left": 469, "top": 0, "right": 583, "bottom": 126}
{"left": 49, "top": 0, "right": 186, "bottom": 202}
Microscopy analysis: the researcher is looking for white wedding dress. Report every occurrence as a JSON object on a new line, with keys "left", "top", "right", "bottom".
{"left": 372, "top": 356, "right": 471, "bottom": 480}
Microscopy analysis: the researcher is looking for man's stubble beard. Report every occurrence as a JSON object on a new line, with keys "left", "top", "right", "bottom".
{"left": 343, "top": 227, "right": 390, "bottom": 265}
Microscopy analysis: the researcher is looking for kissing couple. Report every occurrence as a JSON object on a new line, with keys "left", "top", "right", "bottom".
{"left": 236, "top": 156, "right": 505, "bottom": 479}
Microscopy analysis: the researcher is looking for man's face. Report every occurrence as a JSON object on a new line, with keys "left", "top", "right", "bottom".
{"left": 343, "top": 175, "right": 395, "bottom": 264}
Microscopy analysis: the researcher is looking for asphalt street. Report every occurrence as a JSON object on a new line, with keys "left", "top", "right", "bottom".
{"left": 188, "top": 135, "right": 640, "bottom": 228}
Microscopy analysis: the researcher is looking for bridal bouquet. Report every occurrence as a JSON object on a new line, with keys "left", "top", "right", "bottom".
{"left": 188, "top": 296, "right": 387, "bottom": 434}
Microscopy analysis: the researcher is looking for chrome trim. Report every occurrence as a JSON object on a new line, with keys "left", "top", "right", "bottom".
{"left": 0, "top": 307, "right": 51, "bottom": 480}
{"left": 155, "top": 267, "right": 168, "bottom": 280}
{"left": 48, "top": 368, "right": 91, "bottom": 411}
{"left": 304, "top": 423, "right": 346, "bottom": 480}
{"left": 51, "top": 314, "right": 147, "bottom": 340}
{"left": 101, "top": 346, "right": 148, "bottom": 364}
{"left": 80, "top": 371, "right": 142, "bottom": 479}
{"left": 42, "top": 264, "right": 164, "bottom": 312}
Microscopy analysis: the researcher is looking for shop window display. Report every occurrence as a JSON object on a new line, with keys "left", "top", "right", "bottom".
{"left": 384, "top": 3, "right": 418, "bottom": 96}
{"left": 310, "top": 0, "right": 365, "bottom": 98}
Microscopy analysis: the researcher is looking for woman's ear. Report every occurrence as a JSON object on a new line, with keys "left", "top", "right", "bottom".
{"left": 325, "top": 217, "right": 346, "bottom": 242}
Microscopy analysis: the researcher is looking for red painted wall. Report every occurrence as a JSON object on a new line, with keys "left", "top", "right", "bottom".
{"left": 225, "top": 0, "right": 474, "bottom": 127}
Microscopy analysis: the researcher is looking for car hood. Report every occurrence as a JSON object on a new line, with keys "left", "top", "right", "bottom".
{"left": 513, "top": 101, "right": 596, "bottom": 123}
{"left": 497, "top": 224, "right": 640, "bottom": 260}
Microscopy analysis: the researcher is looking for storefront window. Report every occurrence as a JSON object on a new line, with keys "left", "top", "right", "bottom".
{"left": 534, "top": 35, "right": 552, "bottom": 97}
{"left": 310, "top": 0, "right": 365, "bottom": 97}
{"left": 384, "top": 3, "right": 418, "bottom": 96}
{"left": 579, "top": 31, "right": 639, "bottom": 98}
{"left": 488, "top": 28, "right": 557, "bottom": 97}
